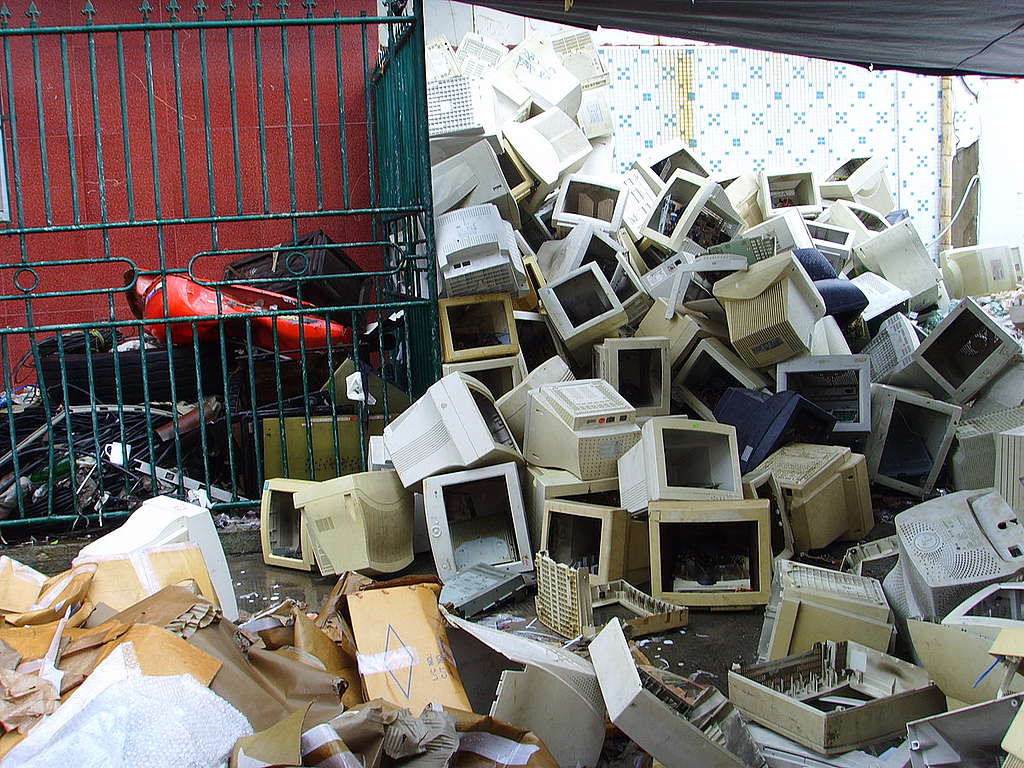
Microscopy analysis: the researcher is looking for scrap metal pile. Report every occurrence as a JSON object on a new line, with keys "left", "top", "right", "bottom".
{"left": 5, "top": 25, "right": 1024, "bottom": 768}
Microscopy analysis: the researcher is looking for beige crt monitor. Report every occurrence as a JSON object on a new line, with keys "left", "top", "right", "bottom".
{"left": 524, "top": 378, "right": 640, "bottom": 481}
{"left": 713, "top": 252, "right": 825, "bottom": 369}
{"left": 382, "top": 372, "right": 523, "bottom": 489}
{"left": 942, "top": 245, "right": 1023, "bottom": 300}
{"left": 758, "top": 169, "right": 822, "bottom": 218}
{"left": 648, "top": 499, "right": 772, "bottom": 608}
{"left": 443, "top": 353, "right": 527, "bottom": 400}
{"left": 775, "top": 354, "right": 872, "bottom": 433}
{"left": 820, "top": 155, "right": 895, "bottom": 215}
{"left": 805, "top": 220, "right": 855, "bottom": 274}
{"left": 853, "top": 219, "right": 943, "bottom": 312}
{"left": 524, "top": 466, "right": 620, "bottom": 544}
{"left": 636, "top": 300, "right": 730, "bottom": 374}
{"left": 501, "top": 107, "right": 590, "bottom": 190}
{"left": 592, "top": 336, "right": 671, "bottom": 419}
{"left": 422, "top": 461, "right": 532, "bottom": 582}
{"left": 672, "top": 337, "right": 769, "bottom": 421}
{"left": 620, "top": 162, "right": 665, "bottom": 242}
{"left": 539, "top": 262, "right": 628, "bottom": 354}
{"left": 618, "top": 417, "right": 743, "bottom": 513}
{"left": 438, "top": 292, "right": 519, "bottom": 364}
{"left": 641, "top": 169, "right": 742, "bottom": 254}
{"left": 260, "top": 478, "right": 321, "bottom": 571}
{"left": 496, "top": 355, "right": 575, "bottom": 448}
{"left": 638, "top": 139, "right": 709, "bottom": 180}
{"left": 541, "top": 499, "right": 629, "bottom": 584}
{"left": 292, "top": 470, "right": 415, "bottom": 576}
{"left": 820, "top": 198, "right": 890, "bottom": 247}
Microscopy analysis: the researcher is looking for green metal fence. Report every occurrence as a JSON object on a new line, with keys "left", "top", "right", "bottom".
{"left": 0, "top": 0, "right": 439, "bottom": 533}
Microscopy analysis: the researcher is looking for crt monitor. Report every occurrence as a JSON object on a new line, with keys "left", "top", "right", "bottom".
{"left": 524, "top": 378, "right": 640, "bottom": 480}
{"left": 540, "top": 262, "right": 628, "bottom": 353}
{"left": 882, "top": 488, "right": 1024, "bottom": 623}
{"left": 439, "top": 292, "right": 519, "bottom": 364}
{"left": 422, "top": 461, "right": 533, "bottom": 582}
{"left": 501, "top": 107, "right": 590, "bottom": 188}
{"left": 715, "top": 388, "right": 836, "bottom": 474}
{"left": 618, "top": 416, "right": 743, "bottom": 513}
{"left": 775, "top": 354, "right": 872, "bottom": 433}
{"left": 541, "top": 499, "right": 629, "bottom": 584}
{"left": 552, "top": 173, "right": 627, "bottom": 234}
{"left": 496, "top": 355, "right": 575, "bottom": 449}
{"left": 443, "top": 354, "right": 527, "bottom": 401}
{"left": 671, "top": 337, "right": 769, "bottom": 422}
{"left": 292, "top": 470, "right": 415, "bottom": 577}
{"left": 258, "top": 478, "right": 320, "bottom": 572}
{"left": 383, "top": 372, "right": 523, "bottom": 489}
{"left": 942, "top": 245, "right": 1023, "bottom": 300}
{"left": 593, "top": 336, "right": 671, "bottom": 419}
{"left": 758, "top": 170, "right": 822, "bottom": 218}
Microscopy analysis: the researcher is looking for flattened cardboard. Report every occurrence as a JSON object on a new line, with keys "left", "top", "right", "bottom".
{"left": 0, "top": 558, "right": 46, "bottom": 614}
{"left": 95, "top": 623, "right": 221, "bottom": 686}
{"left": 74, "top": 542, "right": 220, "bottom": 613}
{"left": 348, "top": 584, "right": 471, "bottom": 714}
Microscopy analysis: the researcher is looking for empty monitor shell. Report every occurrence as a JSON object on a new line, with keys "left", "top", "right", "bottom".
{"left": 501, "top": 107, "right": 590, "bottom": 189}
{"left": 618, "top": 417, "right": 743, "bottom": 513}
{"left": 541, "top": 499, "right": 629, "bottom": 583}
{"left": 648, "top": 498, "right": 772, "bottom": 608}
{"left": 906, "top": 693, "right": 1024, "bottom": 768}
{"left": 950, "top": 405, "right": 1024, "bottom": 491}
{"left": 715, "top": 388, "right": 837, "bottom": 475}
{"left": 864, "top": 383, "right": 961, "bottom": 498}
{"left": 756, "top": 559, "right": 894, "bottom": 663}
{"left": 941, "top": 245, "right": 1024, "bottom": 300}
{"left": 422, "top": 461, "right": 532, "bottom": 582}
{"left": 820, "top": 199, "right": 891, "bottom": 247}
{"left": 591, "top": 619, "right": 755, "bottom": 768}
{"left": 636, "top": 300, "right": 730, "bottom": 373}
{"left": 439, "top": 292, "right": 519, "bottom": 363}
{"left": 712, "top": 252, "right": 826, "bottom": 369}
{"left": 549, "top": 29, "right": 609, "bottom": 90}
{"left": 758, "top": 170, "right": 823, "bottom": 218}
{"left": 523, "top": 378, "right": 640, "bottom": 480}
{"left": 259, "top": 478, "right": 322, "bottom": 572}
{"left": 443, "top": 353, "right": 528, "bottom": 400}
{"left": 942, "top": 582, "right": 1024, "bottom": 642}
{"left": 673, "top": 337, "right": 769, "bottom": 421}
{"left": 641, "top": 169, "right": 742, "bottom": 253}
{"left": 639, "top": 139, "right": 709, "bottom": 180}
{"left": 820, "top": 156, "right": 895, "bottom": 215}
{"left": 539, "top": 261, "right": 629, "bottom": 353}
{"left": 854, "top": 219, "right": 943, "bottom": 312}
{"left": 552, "top": 173, "right": 627, "bottom": 234}
{"left": 775, "top": 354, "right": 872, "bottom": 433}
{"left": 592, "top": 336, "right": 671, "bottom": 418}
{"left": 997, "top": 425, "right": 1024, "bottom": 514}
{"left": 382, "top": 372, "right": 523, "bottom": 489}
{"left": 524, "top": 466, "right": 619, "bottom": 546}
{"left": 496, "top": 355, "right": 575, "bottom": 448}
{"left": 513, "top": 310, "right": 566, "bottom": 372}
{"left": 805, "top": 220, "right": 856, "bottom": 274}
{"left": 882, "top": 488, "right": 1024, "bottom": 623}
{"left": 728, "top": 641, "right": 945, "bottom": 755}
{"left": 512, "top": 248, "right": 546, "bottom": 313}
{"left": 913, "top": 296, "right": 1019, "bottom": 404}
{"left": 292, "top": 470, "right": 415, "bottom": 576}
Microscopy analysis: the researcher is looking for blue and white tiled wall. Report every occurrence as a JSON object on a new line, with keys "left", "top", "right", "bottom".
{"left": 601, "top": 46, "right": 943, "bottom": 241}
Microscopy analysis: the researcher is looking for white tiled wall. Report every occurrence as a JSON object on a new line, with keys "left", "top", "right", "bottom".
{"left": 412, "top": 1, "right": 944, "bottom": 241}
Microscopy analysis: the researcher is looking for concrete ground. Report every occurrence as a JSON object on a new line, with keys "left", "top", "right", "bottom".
{"left": 231, "top": 550, "right": 768, "bottom": 693}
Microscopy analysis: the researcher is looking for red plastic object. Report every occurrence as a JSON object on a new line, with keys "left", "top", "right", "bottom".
{"left": 129, "top": 274, "right": 351, "bottom": 352}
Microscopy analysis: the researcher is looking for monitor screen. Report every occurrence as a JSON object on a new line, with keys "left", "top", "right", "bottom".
{"left": 447, "top": 298, "right": 513, "bottom": 352}
{"left": 920, "top": 308, "right": 1005, "bottom": 391}
{"left": 878, "top": 399, "right": 949, "bottom": 484}
{"left": 659, "top": 519, "right": 759, "bottom": 593}
{"left": 677, "top": 348, "right": 739, "bottom": 414}
{"left": 553, "top": 269, "right": 613, "bottom": 328}
{"left": 467, "top": 364, "right": 516, "bottom": 400}
{"left": 442, "top": 474, "right": 521, "bottom": 570}
{"left": 663, "top": 429, "right": 736, "bottom": 493}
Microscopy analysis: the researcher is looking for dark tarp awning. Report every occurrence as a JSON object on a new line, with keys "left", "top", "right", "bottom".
{"left": 463, "top": 0, "right": 1024, "bottom": 77}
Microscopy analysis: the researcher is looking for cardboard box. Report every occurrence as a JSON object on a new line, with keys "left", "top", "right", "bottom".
{"left": 348, "top": 584, "right": 471, "bottom": 714}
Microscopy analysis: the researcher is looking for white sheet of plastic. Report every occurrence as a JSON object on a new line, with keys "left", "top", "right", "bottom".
{"left": 6, "top": 644, "right": 250, "bottom": 768}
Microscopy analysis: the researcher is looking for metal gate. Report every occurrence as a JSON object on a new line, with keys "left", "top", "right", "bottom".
{"left": 0, "top": 0, "right": 438, "bottom": 532}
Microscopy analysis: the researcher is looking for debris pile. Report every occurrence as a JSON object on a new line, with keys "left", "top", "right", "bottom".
{"left": 5, "top": 24, "right": 1024, "bottom": 768}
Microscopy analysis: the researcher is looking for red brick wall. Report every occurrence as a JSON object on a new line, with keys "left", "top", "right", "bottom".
{"left": 0, "top": 1, "right": 377, "bottom": 362}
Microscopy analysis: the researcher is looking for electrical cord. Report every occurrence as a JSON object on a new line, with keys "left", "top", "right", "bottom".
{"left": 928, "top": 174, "right": 980, "bottom": 248}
